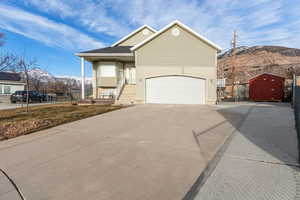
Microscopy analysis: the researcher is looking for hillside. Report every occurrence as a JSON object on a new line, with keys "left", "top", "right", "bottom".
{"left": 218, "top": 46, "right": 300, "bottom": 84}
{"left": 25, "top": 68, "right": 92, "bottom": 85}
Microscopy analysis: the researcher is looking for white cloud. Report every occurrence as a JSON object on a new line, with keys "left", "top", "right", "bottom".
{"left": 0, "top": 4, "right": 104, "bottom": 51}
{"left": 25, "top": 0, "right": 74, "bottom": 17}
{"left": 26, "top": 0, "right": 131, "bottom": 37}
{"left": 97, "top": 0, "right": 300, "bottom": 49}
{"left": 8, "top": 0, "right": 300, "bottom": 50}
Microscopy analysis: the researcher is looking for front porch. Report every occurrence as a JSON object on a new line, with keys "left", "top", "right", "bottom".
{"left": 93, "top": 61, "right": 136, "bottom": 104}
{"left": 76, "top": 46, "right": 136, "bottom": 104}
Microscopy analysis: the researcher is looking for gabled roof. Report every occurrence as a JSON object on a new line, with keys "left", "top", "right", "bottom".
{"left": 249, "top": 73, "right": 285, "bottom": 81}
{"left": 111, "top": 25, "right": 157, "bottom": 47}
{"left": 131, "top": 20, "right": 222, "bottom": 52}
{"left": 0, "top": 72, "right": 21, "bottom": 81}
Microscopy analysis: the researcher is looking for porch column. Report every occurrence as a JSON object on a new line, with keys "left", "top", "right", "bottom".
{"left": 81, "top": 57, "right": 85, "bottom": 99}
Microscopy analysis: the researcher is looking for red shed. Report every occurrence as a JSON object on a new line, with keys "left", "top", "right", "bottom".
{"left": 249, "top": 73, "right": 284, "bottom": 101}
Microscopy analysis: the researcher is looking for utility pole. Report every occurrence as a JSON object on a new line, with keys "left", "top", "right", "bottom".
{"left": 231, "top": 30, "right": 237, "bottom": 100}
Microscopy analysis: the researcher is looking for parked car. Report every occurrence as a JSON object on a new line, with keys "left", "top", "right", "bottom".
{"left": 10, "top": 90, "right": 42, "bottom": 103}
{"left": 40, "top": 93, "right": 48, "bottom": 101}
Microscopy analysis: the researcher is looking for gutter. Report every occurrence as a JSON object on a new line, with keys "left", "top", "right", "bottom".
{"left": 0, "top": 81, "right": 26, "bottom": 85}
{"left": 75, "top": 53, "right": 134, "bottom": 57}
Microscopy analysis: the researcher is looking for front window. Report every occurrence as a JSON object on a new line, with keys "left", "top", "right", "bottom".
{"left": 4, "top": 85, "right": 11, "bottom": 94}
{"left": 101, "top": 65, "right": 116, "bottom": 77}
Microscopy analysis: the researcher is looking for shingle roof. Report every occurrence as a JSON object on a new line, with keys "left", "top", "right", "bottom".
{"left": 80, "top": 46, "right": 133, "bottom": 54}
{"left": 0, "top": 72, "right": 21, "bottom": 81}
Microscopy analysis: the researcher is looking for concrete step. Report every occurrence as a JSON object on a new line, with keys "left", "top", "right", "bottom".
{"left": 120, "top": 94, "right": 136, "bottom": 98}
{"left": 119, "top": 97, "right": 135, "bottom": 100}
{"left": 116, "top": 100, "right": 135, "bottom": 105}
{"left": 122, "top": 88, "right": 136, "bottom": 92}
{"left": 120, "top": 92, "right": 136, "bottom": 94}
{"left": 118, "top": 84, "right": 136, "bottom": 103}
{"left": 121, "top": 90, "right": 135, "bottom": 93}
{"left": 119, "top": 99, "right": 135, "bottom": 101}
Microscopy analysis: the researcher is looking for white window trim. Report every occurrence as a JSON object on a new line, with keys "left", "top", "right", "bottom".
{"left": 4, "top": 85, "right": 11, "bottom": 94}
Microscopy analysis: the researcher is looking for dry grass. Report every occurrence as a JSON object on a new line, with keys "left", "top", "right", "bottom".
{"left": 0, "top": 103, "right": 123, "bottom": 140}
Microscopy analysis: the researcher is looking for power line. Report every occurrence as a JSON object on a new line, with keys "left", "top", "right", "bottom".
{"left": 231, "top": 30, "right": 237, "bottom": 100}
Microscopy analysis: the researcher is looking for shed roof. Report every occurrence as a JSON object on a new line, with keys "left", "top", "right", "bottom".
{"left": 249, "top": 73, "right": 285, "bottom": 82}
{"left": 0, "top": 72, "right": 21, "bottom": 81}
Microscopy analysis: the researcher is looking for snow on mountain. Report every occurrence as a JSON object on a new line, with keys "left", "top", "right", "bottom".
{"left": 56, "top": 75, "right": 92, "bottom": 84}
{"left": 26, "top": 68, "right": 92, "bottom": 84}
{"left": 218, "top": 46, "right": 249, "bottom": 58}
{"left": 218, "top": 45, "right": 300, "bottom": 59}
{"left": 27, "top": 68, "right": 55, "bottom": 82}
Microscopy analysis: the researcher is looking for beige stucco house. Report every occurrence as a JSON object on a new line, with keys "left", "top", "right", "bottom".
{"left": 0, "top": 72, "right": 25, "bottom": 103}
{"left": 76, "top": 20, "right": 222, "bottom": 104}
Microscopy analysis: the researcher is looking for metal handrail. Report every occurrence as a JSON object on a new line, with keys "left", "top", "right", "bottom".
{"left": 116, "top": 77, "right": 125, "bottom": 100}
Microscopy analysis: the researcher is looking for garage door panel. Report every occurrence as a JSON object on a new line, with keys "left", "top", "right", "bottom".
{"left": 146, "top": 76, "right": 205, "bottom": 104}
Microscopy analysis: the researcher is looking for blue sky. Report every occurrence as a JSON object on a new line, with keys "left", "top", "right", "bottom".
{"left": 0, "top": 0, "right": 300, "bottom": 77}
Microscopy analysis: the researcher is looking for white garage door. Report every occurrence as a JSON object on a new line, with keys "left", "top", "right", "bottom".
{"left": 146, "top": 76, "right": 205, "bottom": 104}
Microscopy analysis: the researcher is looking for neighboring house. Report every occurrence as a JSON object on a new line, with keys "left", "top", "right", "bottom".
{"left": 76, "top": 20, "right": 222, "bottom": 104}
{"left": 0, "top": 72, "right": 25, "bottom": 102}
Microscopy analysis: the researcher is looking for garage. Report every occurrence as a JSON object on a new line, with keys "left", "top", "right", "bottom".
{"left": 145, "top": 76, "right": 206, "bottom": 104}
{"left": 249, "top": 73, "right": 284, "bottom": 101}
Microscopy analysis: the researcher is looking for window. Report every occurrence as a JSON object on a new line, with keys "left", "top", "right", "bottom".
{"left": 0, "top": 85, "right": 2, "bottom": 94}
{"left": 172, "top": 28, "right": 180, "bottom": 36}
{"left": 4, "top": 85, "right": 11, "bottom": 94}
{"left": 101, "top": 65, "right": 116, "bottom": 77}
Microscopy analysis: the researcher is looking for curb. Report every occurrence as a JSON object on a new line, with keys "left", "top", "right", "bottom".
{"left": 183, "top": 105, "right": 254, "bottom": 200}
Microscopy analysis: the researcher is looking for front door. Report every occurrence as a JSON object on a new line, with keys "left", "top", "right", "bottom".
{"left": 125, "top": 65, "right": 136, "bottom": 84}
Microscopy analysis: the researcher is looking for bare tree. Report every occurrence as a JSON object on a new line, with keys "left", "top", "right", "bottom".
{"left": 0, "top": 53, "right": 19, "bottom": 72}
{"left": 28, "top": 69, "right": 43, "bottom": 92}
{"left": 18, "top": 57, "right": 37, "bottom": 113}
{"left": 0, "top": 32, "right": 4, "bottom": 47}
{"left": 0, "top": 33, "right": 19, "bottom": 72}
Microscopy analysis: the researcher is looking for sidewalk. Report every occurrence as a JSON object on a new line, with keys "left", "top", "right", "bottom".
{"left": 196, "top": 103, "right": 299, "bottom": 200}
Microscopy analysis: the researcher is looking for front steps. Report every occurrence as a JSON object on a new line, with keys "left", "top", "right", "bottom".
{"left": 117, "top": 84, "right": 136, "bottom": 105}
{"left": 77, "top": 99, "right": 115, "bottom": 105}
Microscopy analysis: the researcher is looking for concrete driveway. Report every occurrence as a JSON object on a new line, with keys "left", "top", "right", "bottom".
{"left": 0, "top": 104, "right": 249, "bottom": 200}
{"left": 196, "top": 103, "right": 298, "bottom": 200}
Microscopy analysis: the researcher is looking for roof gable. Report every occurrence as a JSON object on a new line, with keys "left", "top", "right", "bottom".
{"left": 249, "top": 73, "right": 285, "bottom": 81}
{"left": 111, "top": 25, "right": 156, "bottom": 47}
{"left": 131, "top": 20, "right": 222, "bottom": 52}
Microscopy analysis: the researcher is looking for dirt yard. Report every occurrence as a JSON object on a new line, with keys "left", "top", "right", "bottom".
{"left": 0, "top": 103, "right": 123, "bottom": 140}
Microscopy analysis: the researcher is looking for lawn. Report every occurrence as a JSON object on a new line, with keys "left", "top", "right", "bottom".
{"left": 0, "top": 103, "right": 124, "bottom": 140}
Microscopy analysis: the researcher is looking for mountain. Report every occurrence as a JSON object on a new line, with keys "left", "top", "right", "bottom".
{"left": 27, "top": 68, "right": 56, "bottom": 82}
{"left": 26, "top": 68, "right": 92, "bottom": 85}
{"left": 218, "top": 46, "right": 300, "bottom": 84}
{"left": 56, "top": 75, "right": 92, "bottom": 85}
